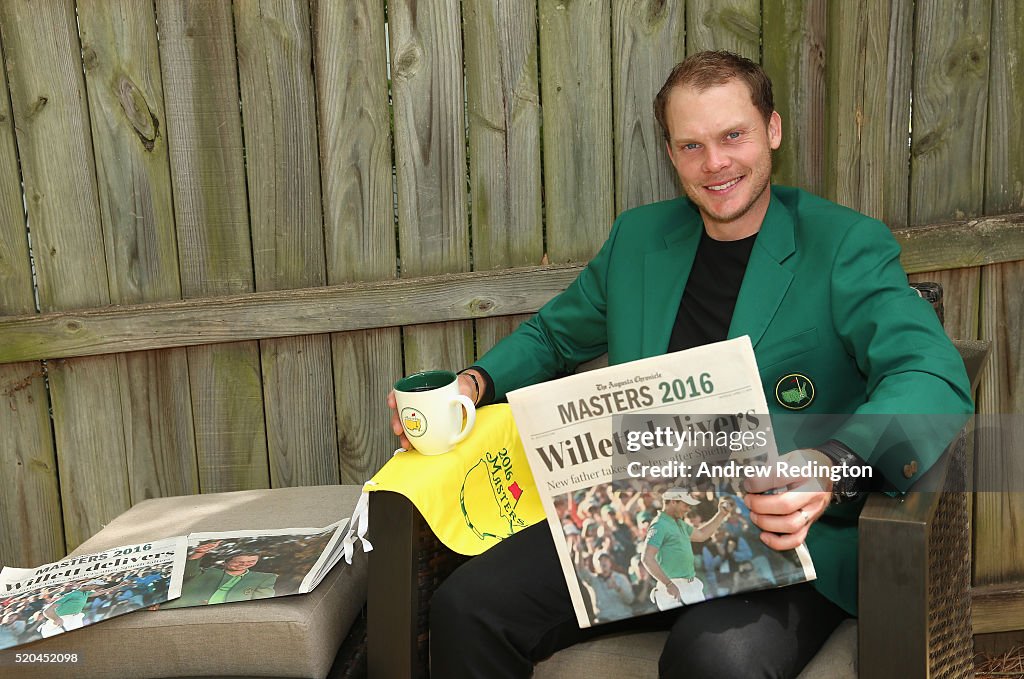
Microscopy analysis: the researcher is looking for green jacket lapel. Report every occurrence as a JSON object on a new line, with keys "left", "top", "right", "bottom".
{"left": 728, "top": 191, "right": 796, "bottom": 349}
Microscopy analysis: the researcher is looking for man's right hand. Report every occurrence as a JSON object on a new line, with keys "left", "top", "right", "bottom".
{"left": 388, "top": 370, "right": 482, "bottom": 451}
{"left": 387, "top": 390, "right": 413, "bottom": 450}
{"left": 190, "top": 541, "right": 221, "bottom": 559}
{"left": 666, "top": 581, "right": 682, "bottom": 602}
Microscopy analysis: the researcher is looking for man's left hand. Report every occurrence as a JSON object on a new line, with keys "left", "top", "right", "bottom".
{"left": 744, "top": 448, "right": 833, "bottom": 551}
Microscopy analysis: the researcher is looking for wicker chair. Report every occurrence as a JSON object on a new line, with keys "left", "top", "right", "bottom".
{"left": 367, "top": 284, "right": 990, "bottom": 679}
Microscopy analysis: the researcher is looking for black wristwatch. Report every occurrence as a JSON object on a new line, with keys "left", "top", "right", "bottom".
{"left": 817, "top": 440, "right": 865, "bottom": 505}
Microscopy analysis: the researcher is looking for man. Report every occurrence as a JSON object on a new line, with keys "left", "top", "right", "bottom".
{"left": 575, "top": 550, "right": 634, "bottom": 623}
{"left": 642, "top": 488, "right": 729, "bottom": 609}
{"left": 39, "top": 580, "right": 112, "bottom": 637}
{"left": 162, "top": 541, "right": 277, "bottom": 608}
{"left": 392, "top": 51, "right": 972, "bottom": 678}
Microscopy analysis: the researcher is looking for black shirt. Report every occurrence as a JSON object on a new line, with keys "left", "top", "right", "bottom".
{"left": 667, "top": 229, "right": 757, "bottom": 352}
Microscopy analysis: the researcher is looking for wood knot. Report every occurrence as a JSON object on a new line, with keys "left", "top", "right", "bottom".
{"left": 944, "top": 35, "right": 987, "bottom": 80}
{"left": 117, "top": 76, "right": 158, "bottom": 151}
{"left": 65, "top": 320, "right": 82, "bottom": 332}
{"left": 393, "top": 43, "right": 423, "bottom": 81}
{"left": 29, "top": 96, "right": 48, "bottom": 119}
{"left": 470, "top": 298, "right": 495, "bottom": 314}
{"left": 82, "top": 45, "right": 98, "bottom": 71}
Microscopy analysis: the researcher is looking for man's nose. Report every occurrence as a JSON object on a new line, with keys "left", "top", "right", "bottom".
{"left": 703, "top": 145, "right": 729, "bottom": 174}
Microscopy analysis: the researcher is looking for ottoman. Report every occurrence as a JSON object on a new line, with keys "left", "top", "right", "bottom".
{"left": 5, "top": 485, "right": 367, "bottom": 679}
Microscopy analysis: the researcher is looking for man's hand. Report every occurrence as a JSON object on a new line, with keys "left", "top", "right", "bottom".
{"left": 387, "top": 371, "right": 481, "bottom": 450}
{"left": 744, "top": 449, "right": 833, "bottom": 551}
{"left": 189, "top": 541, "right": 222, "bottom": 560}
{"left": 665, "top": 581, "right": 682, "bottom": 602}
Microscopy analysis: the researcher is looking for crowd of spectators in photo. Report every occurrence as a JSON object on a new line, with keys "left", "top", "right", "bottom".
{"left": 561, "top": 479, "right": 806, "bottom": 622}
{"left": 0, "top": 564, "right": 170, "bottom": 648}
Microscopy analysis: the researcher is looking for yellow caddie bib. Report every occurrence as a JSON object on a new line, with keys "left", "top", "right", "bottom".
{"left": 367, "top": 404, "right": 544, "bottom": 555}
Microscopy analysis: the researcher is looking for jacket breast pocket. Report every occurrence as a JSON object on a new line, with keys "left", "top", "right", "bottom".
{"left": 756, "top": 328, "right": 820, "bottom": 371}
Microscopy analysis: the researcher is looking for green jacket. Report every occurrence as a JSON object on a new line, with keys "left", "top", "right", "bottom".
{"left": 477, "top": 186, "right": 973, "bottom": 614}
{"left": 163, "top": 558, "right": 277, "bottom": 608}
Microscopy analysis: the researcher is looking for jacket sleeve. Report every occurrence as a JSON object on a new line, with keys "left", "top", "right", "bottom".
{"left": 827, "top": 218, "right": 973, "bottom": 491}
{"left": 475, "top": 216, "right": 625, "bottom": 401}
{"left": 252, "top": 573, "right": 277, "bottom": 600}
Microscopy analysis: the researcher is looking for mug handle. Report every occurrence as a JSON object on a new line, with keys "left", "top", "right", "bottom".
{"left": 450, "top": 394, "right": 477, "bottom": 445}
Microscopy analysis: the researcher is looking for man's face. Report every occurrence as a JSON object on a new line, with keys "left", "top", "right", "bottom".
{"left": 664, "top": 79, "right": 781, "bottom": 239}
{"left": 664, "top": 499, "right": 685, "bottom": 518}
{"left": 597, "top": 555, "right": 613, "bottom": 576}
{"left": 225, "top": 555, "right": 260, "bottom": 572}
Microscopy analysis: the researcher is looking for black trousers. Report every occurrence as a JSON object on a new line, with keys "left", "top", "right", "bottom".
{"left": 430, "top": 522, "right": 850, "bottom": 679}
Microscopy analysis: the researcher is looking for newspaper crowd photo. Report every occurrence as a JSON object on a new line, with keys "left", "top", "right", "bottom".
{"left": 0, "top": 520, "right": 350, "bottom": 650}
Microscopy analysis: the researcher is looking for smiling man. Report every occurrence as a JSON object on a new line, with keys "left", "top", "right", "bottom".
{"left": 162, "top": 542, "right": 277, "bottom": 608}
{"left": 410, "top": 51, "right": 972, "bottom": 678}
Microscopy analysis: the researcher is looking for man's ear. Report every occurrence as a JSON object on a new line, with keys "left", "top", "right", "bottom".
{"left": 768, "top": 111, "right": 782, "bottom": 150}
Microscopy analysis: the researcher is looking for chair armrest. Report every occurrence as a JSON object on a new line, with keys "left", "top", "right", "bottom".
{"left": 857, "top": 434, "right": 967, "bottom": 679}
{"left": 367, "top": 491, "right": 467, "bottom": 679}
{"left": 857, "top": 339, "right": 990, "bottom": 679}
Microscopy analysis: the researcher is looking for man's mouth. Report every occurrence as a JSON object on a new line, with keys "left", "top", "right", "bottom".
{"left": 705, "top": 176, "right": 743, "bottom": 192}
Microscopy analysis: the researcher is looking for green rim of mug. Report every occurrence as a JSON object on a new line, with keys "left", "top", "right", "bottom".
{"left": 394, "top": 369, "right": 457, "bottom": 393}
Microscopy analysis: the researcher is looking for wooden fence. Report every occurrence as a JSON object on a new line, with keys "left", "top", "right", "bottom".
{"left": 0, "top": 0, "right": 1021, "bottom": 646}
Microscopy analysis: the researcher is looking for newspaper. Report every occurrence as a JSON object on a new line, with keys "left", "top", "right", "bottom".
{"left": 0, "top": 537, "right": 186, "bottom": 649}
{"left": 158, "top": 519, "right": 350, "bottom": 609}
{"left": 506, "top": 336, "right": 816, "bottom": 628}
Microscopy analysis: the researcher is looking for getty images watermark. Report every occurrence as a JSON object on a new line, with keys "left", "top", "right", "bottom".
{"left": 620, "top": 424, "right": 872, "bottom": 484}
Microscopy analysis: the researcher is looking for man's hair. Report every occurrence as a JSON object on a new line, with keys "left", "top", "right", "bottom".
{"left": 654, "top": 50, "right": 774, "bottom": 141}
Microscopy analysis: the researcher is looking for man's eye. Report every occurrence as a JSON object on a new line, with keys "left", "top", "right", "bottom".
{"left": 726, "top": 131, "right": 741, "bottom": 140}
{"left": 683, "top": 143, "right": 700, "bottom": 151}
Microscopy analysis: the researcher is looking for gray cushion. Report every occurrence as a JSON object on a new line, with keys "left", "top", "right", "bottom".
{"left": 8, "top": 485, "right": 367, "bottom": 679}
{"left": 533, "top": 618, "right": 857, "bottom": 679}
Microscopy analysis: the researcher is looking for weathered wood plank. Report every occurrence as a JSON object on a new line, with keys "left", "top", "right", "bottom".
{"left": 464, "top": 0, "right": 543, "bottom": 360}
{"left": 895, "top": 214, "right": 1024, "bottom": 273}
{"left": 762, "top": 0, "right": 825, "bottom": 195}
{"left": 973, "top": 630, "right": 1024, "bottom": 658}
{"left": 332, "top": 327, "right": 403, "bottom": 482}
{"left": 685, "top": 0, "right": 760, "bottom": 59}
{"left": 235, "top": 0, "right": 337, "bottom": 488}
{"left": 0, "top": 29, "right": 34, "bottom": 316}
{"left": 0, "top": 364, "right": 63, "bottom": 566}
{"left": 611, "top": 0, "right": 684, "bottom": 211}
{"left": 186, "top": 344, "right": 268, "bottom": 492}
{"left": 985, "top": 0, "right": 1024, "bottom": 217}
{"left": 974, "top": 260, "right": 1024, "bottom": 587}
{"left": 539, "top": 0, "right": 614, "bottom": 262}
{"left": 0, "top": 20, "right": 63, "bottom": 568}
{"left": 0, "top": 0, "right": 130, "bottom": 551}
{"left": 117, "top": 349, "right": 198, "bottom": 502}
{"left": 257, "top": 333, "right": 339, "bottom": 486}
{"left": 910, "top": 0, "right": 990, "bottom": 224}
{"left": 2, "top": 209, "right": 1024, "bottom": 363}
{"left": 389, "top": 0, "right": 472, "bottom": 373}
{"left": 907, "top": 0, "right": 990, "bottom": 357}
{"left": 156, "top": 0, "right": 268, "bottom": 492}
{"left": 76, "top": 1, "right": 180, "bottom": 304}
{"left": 314, "top": 0, "right": 402, "bottom": 480}
{"left": 464, "top": 0, "right": 543, "bottom": 268}
{"left": 974, "top": 0, "right": 1024, "bottom": 592}
{"left": 77, "top": 0, "right": 198, "bottom": 503}
{"left": 0, "top": 264, "right": 579, "bottom": 361}
{"left": 824, "top": 0, "right": 914, "bottom": 227}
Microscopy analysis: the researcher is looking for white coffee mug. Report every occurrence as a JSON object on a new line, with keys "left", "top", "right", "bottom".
{"left": 393, "top": 370, "right": 476, "bottom": 455}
